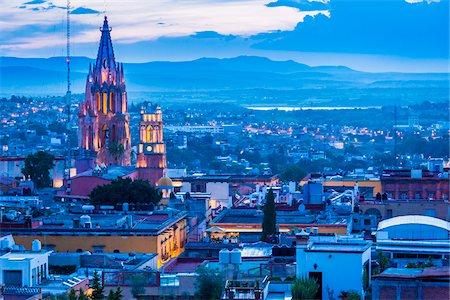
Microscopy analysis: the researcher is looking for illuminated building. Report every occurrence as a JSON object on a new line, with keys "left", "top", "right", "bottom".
{"left": 78, "top": 16, "right": 131, "bottom": 166}
{"left": 136, "top": 105, "right": 167, "bottom": 185}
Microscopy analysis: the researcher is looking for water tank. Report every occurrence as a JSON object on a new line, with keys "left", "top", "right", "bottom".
{"left": 80, "top": 215, "right": 91, "bottom": 227}
{"left": 100, "top": 205, "right": 114, "bottom": 211}
{"left": 230, "top": 249, "right": 242, "bottom": 264}
{"left": 123, "top": 202, "right": 129, "bottom": 212}
{"left": 32, "top": 239, "right": 42, "bottom": 252}
{"left": 1, "top": 239, "right": 9, "bottom": 250}
{"left": 82, "top": 205, "right": 95, "bottom": 212}
{"left": 219, "top": 249, "right": 230, "bottom": 264}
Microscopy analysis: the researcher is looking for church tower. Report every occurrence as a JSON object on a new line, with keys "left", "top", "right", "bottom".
{"left": 136, "top": 105, "right": 167, "bottom": 185}
{"left": 78, "top": 16, "right": 131, "bottom": 166}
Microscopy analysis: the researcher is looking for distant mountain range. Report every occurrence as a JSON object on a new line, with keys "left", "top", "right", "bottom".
{"left": 0, "top": 56, "right": 448, "bottom": 105}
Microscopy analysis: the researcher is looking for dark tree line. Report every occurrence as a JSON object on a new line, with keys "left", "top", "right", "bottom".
{"left": 90, "top": 177, "right": 161, "bottom": 206}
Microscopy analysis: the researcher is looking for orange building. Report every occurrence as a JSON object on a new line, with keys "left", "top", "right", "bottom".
{"left": 9, "top": 210, "right": 187, "bottom": 268}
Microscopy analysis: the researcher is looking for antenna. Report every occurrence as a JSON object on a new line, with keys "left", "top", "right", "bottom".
{"left": 65, "top": 0, "right": 72, "bottom": 194}
{"left": 394, "top": 105, "right": 397, "bottom": 168}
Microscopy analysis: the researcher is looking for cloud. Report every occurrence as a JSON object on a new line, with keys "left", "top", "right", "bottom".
{"left": 71, "top": 7, "right": 100, "bottom": 15}
{"left": 266, "top": 0, "right": 329, "bottom": 11}
{"left": 191, "top": 31, "right": 237, "bottom": 41}
{"left": 23, "top": 0, "right": 46, "bottom": 4}
{"left": 253, "top": 0, "right": 449, "bottom": 58}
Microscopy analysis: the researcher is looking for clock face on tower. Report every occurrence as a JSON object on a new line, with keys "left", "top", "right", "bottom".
{"left": 144, "top": 144, "right": 153, "bottom": 154}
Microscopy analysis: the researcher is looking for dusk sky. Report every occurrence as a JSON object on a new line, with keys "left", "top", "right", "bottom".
{"left": 0, "top": 0, "right": 448, "bottom": 72}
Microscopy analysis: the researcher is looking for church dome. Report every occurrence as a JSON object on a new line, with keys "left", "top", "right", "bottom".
{"left": 157, "top": 176, "right": 173, "bottom": 187}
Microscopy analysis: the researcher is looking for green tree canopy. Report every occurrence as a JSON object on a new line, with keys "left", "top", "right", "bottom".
{"left": 194, "top": 265, "right": 224, "bottom": 300}
{"left": 261, "top": 188, "right": 277, "bottom": 241}
{"left": 280, "top": 165, "right": 307, "bottom": 182}
{"left": 90, "top": 270, "right": 105, "bottom": 300}
{"left": 21, "top": 151, "right": 55, "bottom": 189}
{"left": 90, "top": 177, "right": 161, "bottom": 206}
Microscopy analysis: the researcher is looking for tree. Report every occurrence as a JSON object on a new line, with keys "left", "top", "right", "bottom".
{"left": 261, "top": 189, "right": 277, "bottom": 241}
{"left": 90, "top": 177, "right": 161, "bottom": 206}
{"left": 114, "top": 287, "right": 123, "bottom": 300}
{"left": 194, "top": 265, "right": 223, "bottom": 300}
{"left": 378, "top": 251, "right": 389, "bottom": 272}
{"left": 280, "top": 165, "right": 307, "bottom": 182}
{"left": 131, "top": 274, "right": 146, "bottom": 298}
{"left": 78, "top": 288, "right": 87, "bottom": 300}
{"left": 68, "top": 288, "right": 77, "bottom": 300}
{"left": 21, "top": 151, "right": 55, "bottom": 189}
{"left": 90, "top": 270, "right": 105, "bottom": 300}
{"left": 108, "top": 141, "right": 125, "bottom": 164}
{"left": 291, "top": 276, "right": 319, "bottom": 300}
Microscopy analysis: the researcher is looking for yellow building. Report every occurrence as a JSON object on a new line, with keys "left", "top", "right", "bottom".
{"left": 11, "top": 210, "right": 187, "bottom": 268}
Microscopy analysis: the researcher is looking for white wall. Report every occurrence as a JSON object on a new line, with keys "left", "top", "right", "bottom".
{"left": 296, "top": 247, "right": 370, "bottom": 299}
{"left": 206, "top": 182, "right": 229, "bottom": 207}
{"left": 0, "top": 252, "right": 50, "bottom": 287}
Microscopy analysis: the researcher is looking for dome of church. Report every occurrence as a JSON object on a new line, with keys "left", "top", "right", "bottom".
{"left": 157, "top": 176, "right": 173, "bottom": 187}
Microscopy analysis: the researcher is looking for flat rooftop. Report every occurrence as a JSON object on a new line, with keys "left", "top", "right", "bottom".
{"left": 307, "top": 242, "right": 371, "bottom": 253}
{"left": 212, "top": 208, "right": 349, "bottom": 226}
{"left": 72, "top": 165, "right": 137, "bottom": 180}
{"left": 3, "top": 209, "right": 186, "bottom": 235}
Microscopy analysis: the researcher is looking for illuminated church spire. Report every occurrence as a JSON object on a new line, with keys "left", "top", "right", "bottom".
{"left": 78, "top": 16, "right": 131, "bottom": 166}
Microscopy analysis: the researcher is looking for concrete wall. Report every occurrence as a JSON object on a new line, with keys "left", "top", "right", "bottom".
{"left": 296, "top": 247, "right": 369, "bottom": 299}
{"left": 0, "top": 253, "right": 49, "bottom": 287}
{"left": 206, "top": 182, "right": 229, "bottom": 207}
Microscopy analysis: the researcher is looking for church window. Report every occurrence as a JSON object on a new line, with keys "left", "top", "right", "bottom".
{"left": 102, "top": 92, "right": 107, "bottom": 114}
{"left": 146, "top": 126, "right": 152, "bottom": 142}
{"left": 109, "top": 92, "right": 114, "bottom": 112}
{"left": 96, "top": 92, "right": 100, "bottom": 111}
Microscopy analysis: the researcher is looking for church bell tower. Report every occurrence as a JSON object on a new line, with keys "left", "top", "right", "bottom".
{"left": 78, "top": 16, "right": 131, "bottom": 166}
{"left": 136, "top": 106, "right": 167, "bottom": 185}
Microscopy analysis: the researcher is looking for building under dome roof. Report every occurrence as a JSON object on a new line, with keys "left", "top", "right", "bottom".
{"left": 377, "top": 215, "right": 450, "bottom": 240}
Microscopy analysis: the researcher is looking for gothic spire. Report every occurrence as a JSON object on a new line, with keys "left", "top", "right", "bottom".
{"left": 94, "top": 16, "right": 116, "bottom": 77}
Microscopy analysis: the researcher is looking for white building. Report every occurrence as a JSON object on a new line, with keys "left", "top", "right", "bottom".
{"left": 296, "top": 233, "right": 371, "bottom": 299}
{"left": 376, "top": 215, "right": 450, "bottom": 267}
{"left": 0, "top": 241, "right": 51, "bottom": 287}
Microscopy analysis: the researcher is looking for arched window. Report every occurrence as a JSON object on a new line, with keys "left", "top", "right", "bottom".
{"left": 102, "top": 92, "right": 107, "bottom": 114}
{"left": 100, "top": 124, "right": 108, "bottom": 147}
{"left": 109, "top": 92, "right": 114, "bottom": 112}
{"left": 95, "top": 92, "right": 100, "bottom": 111}
{"left": 146, "top": 126, "right": 152, "bottom": 142}
{"left": 88, "top": 126, "right": 93, "bottom": 149}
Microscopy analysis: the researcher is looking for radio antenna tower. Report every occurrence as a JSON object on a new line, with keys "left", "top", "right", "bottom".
{"left": 65, "top": 0, "right": 72, "bottom": 194}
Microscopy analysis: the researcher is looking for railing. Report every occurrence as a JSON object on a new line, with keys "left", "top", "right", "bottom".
{"left": 1, "top": 285, "right": 42, "bottom": 296}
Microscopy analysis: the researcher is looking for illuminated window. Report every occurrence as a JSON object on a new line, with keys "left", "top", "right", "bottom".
{"left": 146, "top": 126, "right": 152, "bottom": 142}
{"left": 102, "top": 92, "right": 107, "bottom": 114}
{"left": 96, "top": 92, "right": 100, "bottom": 111}
{"left": 109, "top": 92, "right": 114, "bottom": 112}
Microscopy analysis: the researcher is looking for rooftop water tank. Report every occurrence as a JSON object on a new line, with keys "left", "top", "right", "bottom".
{"left": 80, "top": 215, "right": 91, "bottom": 227}
{"left": 82, "top": 205, "right": 95, "bottom": 211}
{"left": 32, "top": 239, "right": 42, "bottom": 252}
{"left": 219, "top": 249, "right": 230, "bottom": 264}
{"left": 230, "top": 248, "right": 242, "bottom": 264}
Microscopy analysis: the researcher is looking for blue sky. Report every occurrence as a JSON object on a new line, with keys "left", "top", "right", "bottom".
{"left": 0, "top": 0, "right": 448, "bottom": 72}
